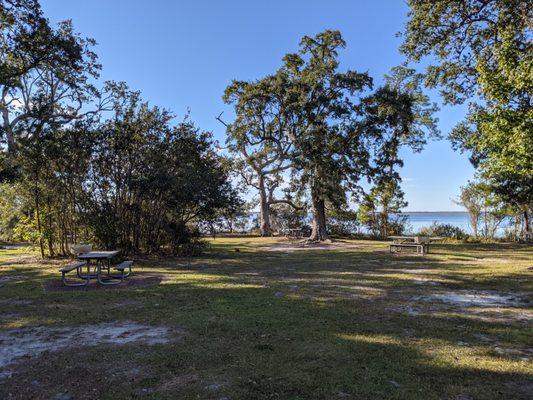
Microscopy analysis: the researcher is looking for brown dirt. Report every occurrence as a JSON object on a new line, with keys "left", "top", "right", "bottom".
{"left": 260, "top": 239, "right": 361, "bottom": 252}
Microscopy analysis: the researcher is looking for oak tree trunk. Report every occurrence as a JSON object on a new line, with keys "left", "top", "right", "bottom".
{"left": 258, "top": 176, "right": 272, "bottom": 236}
{"left": 309, "top": 193, "right": 328, "bottom": 241}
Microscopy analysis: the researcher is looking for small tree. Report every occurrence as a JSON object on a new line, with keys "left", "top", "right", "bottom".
{"left": 456, "top": 180, "right": 511, "bottom": 240}
{"left": 357, "top": 180, "right": 408, "bottom": 239}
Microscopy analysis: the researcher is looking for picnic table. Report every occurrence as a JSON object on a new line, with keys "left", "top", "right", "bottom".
{"left": 77, "top": 250, "right": 121, "bottom": 285}
{"left": 388, "top": 236, "right": 442, "bottom": 255}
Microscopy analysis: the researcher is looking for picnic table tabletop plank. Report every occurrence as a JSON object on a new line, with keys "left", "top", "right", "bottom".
{"left": 77, "top": 250, "right": 120, "bottom": 260}
{"left": 387, "top": 236, "right": 443, "bottom": 241}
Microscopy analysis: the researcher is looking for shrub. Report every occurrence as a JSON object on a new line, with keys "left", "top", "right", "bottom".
{"left": 175, "top": 239, "right": 208, "bottom": 257}
{"left": 418, "top": 222, "right": 468, "bottom": 240}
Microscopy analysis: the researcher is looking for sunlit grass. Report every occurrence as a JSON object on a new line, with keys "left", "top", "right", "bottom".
{"left": 0, "top": 237, "right": 531, "bottom": 399}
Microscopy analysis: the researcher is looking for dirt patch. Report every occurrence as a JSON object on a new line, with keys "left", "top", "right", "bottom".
{"left": 396, "top": 268, "right": 435, "bottom": 274}
{"left": 261, "top": 240, "right": 360, "bottom": 252}
{"left": 415, "top": 291, "right": 530, "bottom": 307}
{"left": 43, "top": 273, "right": 167, "bottom": 292}
{"left": 0, "top": 321, "right": 181, "bottom": 379}
{"left": 0, "top": 255, "right": 60, "bottom": 267}
{"left": 0, "top": 299, "right": 33, "bottom": 307}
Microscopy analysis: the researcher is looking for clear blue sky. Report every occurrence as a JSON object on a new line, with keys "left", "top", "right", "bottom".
{"left": 41, "top": 0, "right": 474, "bottom": 211}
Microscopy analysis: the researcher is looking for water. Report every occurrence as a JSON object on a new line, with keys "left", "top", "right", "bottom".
{"left": 241, "top": 211, "right": 515, "bottom": 237}
{"left": 402, "top": 212, "right": 471, "bottom": 233}
{"left": 401, "top": 211, "right": 514, "bottom": 236}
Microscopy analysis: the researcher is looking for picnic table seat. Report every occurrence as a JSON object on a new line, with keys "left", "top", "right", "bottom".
{"left": 60, "top": 261, "right": 89, "bottom": 287}
{"left": 98, "top": 260, "right": 134, "bottom": 285}
{"left": 114, "top": 260, "right": 133, "bottom": 278}
{"left": 388, "top": 236, "right": 435, "bottom": 255}
{"left": 389, "top": 242, "right": 428, "bottom": 255}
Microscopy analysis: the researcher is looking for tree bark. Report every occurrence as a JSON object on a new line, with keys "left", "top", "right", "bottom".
{"left": 34, "top": 186, "right": 45, "bottom": 259}
{"left": 309, "top": 192, "right": 329, "bottom": 241}
{"left": 258, "top": 175, "right": 272, "bottom": 236}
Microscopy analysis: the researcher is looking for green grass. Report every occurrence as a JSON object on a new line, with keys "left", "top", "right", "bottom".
{"left": 0, "top": 238, "right": 532, "bottom": 399}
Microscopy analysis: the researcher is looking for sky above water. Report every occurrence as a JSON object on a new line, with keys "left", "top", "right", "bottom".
{"left": 41, "top": 0, "right": 475, "bottom": 211}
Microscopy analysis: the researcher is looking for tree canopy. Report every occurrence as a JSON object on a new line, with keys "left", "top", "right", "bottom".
{"left": 401, "top": 0, "right": 532, "bottom": 234}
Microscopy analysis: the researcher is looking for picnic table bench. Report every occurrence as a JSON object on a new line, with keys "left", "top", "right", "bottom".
{"left": 60, "top": 261, "right": 89, "bottom": 287}
{"left": 388, "top": 236, "right": 442, "bottom": 256}
{"left": 60, "top": 249, "right": 134, "bottom": 287}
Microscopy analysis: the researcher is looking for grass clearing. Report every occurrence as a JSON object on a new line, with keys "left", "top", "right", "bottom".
{"left": 0, "top": 238, "right": 531, "bottom": 399}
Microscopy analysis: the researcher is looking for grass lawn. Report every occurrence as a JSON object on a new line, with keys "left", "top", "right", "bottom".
{"left": 0, "top": 237, "right": 531, "bottom": 399}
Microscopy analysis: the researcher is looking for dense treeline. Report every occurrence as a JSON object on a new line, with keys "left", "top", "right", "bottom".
{"left": 0, "top": 0, "right": 530, "bottom": 254}
{"left": 221, "top": 0, "right": 531, "bottom": 241}
{"left": 0, "top": 1, "right": 237, "bottom": 256}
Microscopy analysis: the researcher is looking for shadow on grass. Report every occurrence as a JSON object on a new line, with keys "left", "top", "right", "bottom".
{"left": 0, "top": 241, "right": 531, "bottom": 399}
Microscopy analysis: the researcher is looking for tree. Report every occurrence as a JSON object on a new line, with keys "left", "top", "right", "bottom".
{"left": 401, "top": 0, "right": 532, "bottom": 236}
{"left": 358, "top": 66, "right": 439, "bottom": 238}
{"left": 358, "top": 179, "right": 408, "bottom": 239}
{"left": 0, "top": 0, "right": 107, "bottom": 154}
{"left": 280, "top": 30, "right": 373, "bottom": 241}
{"left": 222, "top": 75, "right": 299, "bottom": 236}
{"left": 456, "top": 180, "right": 511, "bottom": 240}
{"left": 83, "top": 84, "right": 239, "bottom": 254}
{"left": 456, "top": 181, "right": 482, "bottom": 239}
{"left": 0, "top": 181, "right": 25, "bottom": 241}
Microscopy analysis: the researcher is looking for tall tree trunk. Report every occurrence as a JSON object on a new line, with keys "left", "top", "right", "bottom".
{"left": 46, "top": 197, "right": 55, "bottom": 257}
{"left": 524, "top": 209, "right": 530, "bottom": 237}
{"left": 309, "top": 192, "right": 329, "bottom": 241}
{"left": 258, "top": 175, "right": 272, "bottom": 236}
{"left": 34, "top": 187, "right": 45, "bottom": 259}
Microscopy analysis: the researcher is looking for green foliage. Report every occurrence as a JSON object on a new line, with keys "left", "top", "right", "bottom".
{"left": 269, "top": 203, "right": 307, "bottom": 233}
{"left": 0, "top": 0, "right": 102, "bottom": 153}
{"left": 357, "top": 179, "right": 409, "bottom": 239}
{"left": 80, "top": 86, "right": 240, "bottom": 254}
{"left": 456, "top": 180, "right": 513, "bottom": 239}
{"left": 402, "top": 0, "right": 532, "bottom": 230}
{"left": 401, "top": 0, "right": 531, "bottom": 105}
{"left": 0, "top": 182, "right": 25, "bottom": 241}
{"left": 418, "top": 222, "right": 468, "bottom": 240}
{"left": 328, "top": 208, "right": 360, "bottom": 238}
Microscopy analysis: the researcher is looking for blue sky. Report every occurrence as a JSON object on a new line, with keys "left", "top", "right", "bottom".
{"left": 41, "top": 0, "right": 474, "bottom": 211}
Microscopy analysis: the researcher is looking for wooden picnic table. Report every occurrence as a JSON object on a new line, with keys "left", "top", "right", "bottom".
{"left": 77, "top": 250, "right": 121, "bottom": 285}
{"left": 388, "top": 236, "right": 442, "bottom": 255}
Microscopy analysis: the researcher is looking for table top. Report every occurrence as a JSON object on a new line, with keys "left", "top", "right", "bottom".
{"left": 388, "top": 236, "right": 443, "bottom": 241}
{"left": 78, "top": 250, "right": 120, "bottom": 260}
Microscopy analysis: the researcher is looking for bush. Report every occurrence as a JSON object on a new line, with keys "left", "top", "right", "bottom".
{"left": 328, "top": 209, "right": 360, "bottom": 238}
{"left": 175, "top": 239, "right": 208, "bottom": 256}
{"left": 418, "top": 222, "right": 468, "bottom": 240}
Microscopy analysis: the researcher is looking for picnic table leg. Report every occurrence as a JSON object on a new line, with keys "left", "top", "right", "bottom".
{"left": 97, "top": 259, "right": 122, "bottom": 285}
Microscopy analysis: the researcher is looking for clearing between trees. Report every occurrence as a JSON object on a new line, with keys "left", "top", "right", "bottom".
{"left": 0, "top": 237, "right": 531, "bottom": 399}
